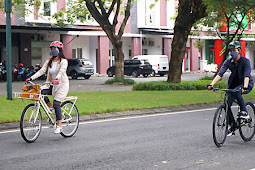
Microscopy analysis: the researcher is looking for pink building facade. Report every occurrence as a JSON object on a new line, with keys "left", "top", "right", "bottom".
{"left": 1, "top": 0, "right": 255, "bottom": 74}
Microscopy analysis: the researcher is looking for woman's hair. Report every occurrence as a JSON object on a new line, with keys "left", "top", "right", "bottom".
{"left": 47, "top": 48, "right": 66, "bottom": 68}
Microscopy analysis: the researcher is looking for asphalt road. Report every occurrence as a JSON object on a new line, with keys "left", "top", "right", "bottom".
{"left": 1, "top": 108, "right": 255, "bottom": 170}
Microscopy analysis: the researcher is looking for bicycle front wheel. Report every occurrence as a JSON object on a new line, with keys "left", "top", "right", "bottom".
{"left": 60, "top": 101, "right": 79, "bottom": 137}
{"left": 239, "top": 102, "right": 255, "bottom": 141}
{"left": 212, "top": 104, "right": 228, "bottom": 147}
{"left": 20, "top": 103, "right": 42, "bottom": 143}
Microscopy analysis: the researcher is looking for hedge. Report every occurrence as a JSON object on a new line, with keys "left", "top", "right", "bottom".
{"left": 132, "top": 80, "right": 228, "bottom": 91}
{"left": 105, "top": 77, "right": 136, "bottom": 85}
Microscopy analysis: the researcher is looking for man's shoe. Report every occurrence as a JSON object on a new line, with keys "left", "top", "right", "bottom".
{"left": 238, "top": 111, "right": 250, "bottom": 119}
{"left": 54, "top": 126, "right": 63, "bottom": 134}
{"left": 227, "top": 123, "right": 237, "bottom": 137}
{"left": 227, "top": 127, "right": 235, "bottom": 136}
{"left": 227, "top": 129, "right": 235, "bottom": 136}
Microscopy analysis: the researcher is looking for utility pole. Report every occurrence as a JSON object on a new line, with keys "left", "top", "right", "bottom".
{"left": 5, "top": 0, "right": 12, "bottom": 100}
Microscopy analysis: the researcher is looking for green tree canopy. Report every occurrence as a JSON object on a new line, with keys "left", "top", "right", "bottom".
{"left": 201, "top": 0, "right": 255, "bottom": 67}
{"left": 8, "top": 0, "right": 132, "bottom": 78}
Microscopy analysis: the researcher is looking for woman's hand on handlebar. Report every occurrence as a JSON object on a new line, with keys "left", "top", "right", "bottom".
{"left": 25, "top": 77, "right": 32, "bottom": 82}
{"left": 53, "top": 79, "right": 59, "bottom": 85}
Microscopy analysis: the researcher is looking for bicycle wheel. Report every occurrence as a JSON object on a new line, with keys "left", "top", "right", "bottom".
{"left": 20, "top": 103, "right": 42, "bottom": 143}
{"left": 239, "top": 102, "right": 255, "bottom": 141}
{"left": 60, "top": 101, "right": 79, "bottom": 137}
{"left": 212, "top": 104, "right": 228, "bottom": 147}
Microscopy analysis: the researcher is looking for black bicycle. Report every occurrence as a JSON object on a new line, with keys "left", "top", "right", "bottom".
{"left": 212, "top": 88, "right": 255, "bottom": 147}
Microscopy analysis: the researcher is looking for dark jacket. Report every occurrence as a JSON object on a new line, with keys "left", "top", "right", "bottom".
{"left": 218, "top": 56, "right": 254, "bottom": 89}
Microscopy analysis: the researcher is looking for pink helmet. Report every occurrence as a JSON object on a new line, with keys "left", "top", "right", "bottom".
{"left": 50, "top": 41, "right": 64, "bottom": 50}
{"left": 19, "top": 63, "right": 23, "bottom": 67}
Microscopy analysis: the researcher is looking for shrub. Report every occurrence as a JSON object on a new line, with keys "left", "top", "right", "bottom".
{"left": 199, "top": 76, "right": 214, "bottom": 80}
{"left": 105, "top": 77, "right": 136, "bottom": 85}
{"left": 132, "top": 80, "right": 227, "bottom": 91}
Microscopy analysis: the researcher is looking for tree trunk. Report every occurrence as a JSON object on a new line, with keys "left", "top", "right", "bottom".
{"left": 167, "top": 0, "right": 207, "bottom": 83}
{"left": 168, "top": 24, "right": 192, "bottom": 83}
{"left": 112, "top": 40, "right": 124, "bottom": 78}
{"left": 103, "top": 27, "right": 124, "bottom": 78}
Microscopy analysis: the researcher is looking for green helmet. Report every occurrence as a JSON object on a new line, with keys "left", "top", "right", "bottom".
{"left": 228, "top": 41, "right": 242, "bottom": 50}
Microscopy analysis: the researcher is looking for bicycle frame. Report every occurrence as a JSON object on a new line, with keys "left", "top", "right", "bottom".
{"left": 14, "top": 92, "right": 78, "bottom": 126}
{"left": 14, "top": 81, "right": 79, "bottom": 143}
{"left": 61, "top": 96, "right": 78, "bottom": 123}
{"left": 215, "top": 88, "right": 240, "bottom": 113}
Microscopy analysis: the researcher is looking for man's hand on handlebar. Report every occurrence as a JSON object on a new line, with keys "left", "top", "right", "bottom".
{"left": 242, "top": 87, "right": 248, "bottom": 93}
{"left": 206, "top": 84, "right": 214, "bottom": 90}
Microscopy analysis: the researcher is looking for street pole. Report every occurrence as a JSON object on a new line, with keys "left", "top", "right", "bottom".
{"left": 5, "top": 0, "right": 12, "bottom": 100}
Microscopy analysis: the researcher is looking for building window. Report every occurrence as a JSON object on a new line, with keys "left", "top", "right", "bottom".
{"left": 146, "top": 0, "right": 159, "bottom": 26}
{"left": 72, "top": 49, "right": 76, "bottom": 58}
{"left": 129, "top": 49, "right": 132, "bottom": 59}
{"left": 44, "top": 0, "right": 51, "bottom": 16}
{"left": 209, "top": 48, "right": 215, "bottom": 64}
{"left": 77, "top": 48, "right": 82, "bottom": 58}
{"left": 142, "top": 49, "right": 148, "bottom": 55}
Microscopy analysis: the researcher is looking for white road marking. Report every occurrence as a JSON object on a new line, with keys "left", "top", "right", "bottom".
{"left": 80, "top": 107, "right": 217, "bottom": 125}
{"left": 0, "top": 106, "right": 238, "bottom": 134}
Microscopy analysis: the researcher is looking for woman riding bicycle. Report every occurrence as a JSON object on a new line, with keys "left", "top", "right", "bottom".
{"left": 207, "top": 41, "right": 254, "bottom": 135}
{"left": 26, "top": 41, "right": 69, "bottom": 134}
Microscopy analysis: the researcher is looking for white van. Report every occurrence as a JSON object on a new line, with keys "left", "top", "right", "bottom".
{"left": 133, "top": 55, "right": 169, "bottom": 76}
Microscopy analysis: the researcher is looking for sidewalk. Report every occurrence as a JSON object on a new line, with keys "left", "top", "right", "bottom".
{"left": 2, "top": 100, "right": 253, "bottom": 132}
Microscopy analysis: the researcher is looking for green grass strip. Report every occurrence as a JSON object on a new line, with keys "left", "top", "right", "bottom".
{"left": 1, "top": 90, "right": 255, "bottom": 123}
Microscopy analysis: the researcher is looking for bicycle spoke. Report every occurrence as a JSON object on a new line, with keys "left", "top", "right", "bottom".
{"left": 239, "top": 102, "right": 255, "bottom": 141}
{"left": 213, "top": 104, "right": 228, "bottom": 147}
{"left": 20, "top": 104, "right": 42, "bottom": 143}
{"left": 60, "top": 101, "right": 79, "bottom": 137}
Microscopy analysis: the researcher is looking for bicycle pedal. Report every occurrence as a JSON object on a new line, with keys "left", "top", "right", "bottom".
{"left": 227, "top": 132, "right": 235, "bottom": 137}
{"left": 47, "top": 119, "right": 54, "bottom": 128}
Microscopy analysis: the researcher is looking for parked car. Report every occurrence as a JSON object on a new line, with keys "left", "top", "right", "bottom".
{"left": 67, "top": 59, "right": 94, "bottom": 79}
{"left": 133, "top": 55, "right": 169, "bottom": 76}
{"left": 107, "top": 59, "right": 153, "bottom": 77}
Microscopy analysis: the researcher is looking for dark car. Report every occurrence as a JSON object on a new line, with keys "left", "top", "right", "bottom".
{"left": 107, "top": 59, "right": 153, "bottom": 77}
{"left": 67, "top": 59, "right": 94, "bottom": 79}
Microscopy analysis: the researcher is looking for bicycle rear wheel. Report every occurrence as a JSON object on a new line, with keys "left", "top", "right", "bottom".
{"left": 60, "top": 101, "right": 79, "bottom": 137}
{"left": 20, "top": 103, "right": 42, "bottom": 143}
{"left": 212, "top": 104, "right": 228, "bottom": 147}
{"left": 239, "top": 102, "right": 255, "bottom": 141}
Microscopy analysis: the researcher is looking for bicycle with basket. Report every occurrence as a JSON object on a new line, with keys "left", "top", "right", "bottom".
{"left": 13, "top": 81, "right": 79, "bottom": 143}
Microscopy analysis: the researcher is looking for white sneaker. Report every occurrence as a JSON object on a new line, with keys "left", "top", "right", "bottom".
{"left": 238, "top": 111, "right": 250, "bottom": 119}
{"left": 54, "top": 126, "right": 63, "bottom": 134}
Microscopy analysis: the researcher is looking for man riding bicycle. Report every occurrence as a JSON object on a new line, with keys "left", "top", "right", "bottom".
{"left": 207, "top": 41, "right": 254, "bottom": 135}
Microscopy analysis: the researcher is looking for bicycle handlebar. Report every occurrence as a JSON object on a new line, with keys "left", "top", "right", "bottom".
{"left": 25, "top": 80, "right": 53, "bottom": 86}
{"left": 25, "top": 80, "right": 35, "bottom": 85}
{"left": 212, "top": 88, "right": 242, "bottom": 93}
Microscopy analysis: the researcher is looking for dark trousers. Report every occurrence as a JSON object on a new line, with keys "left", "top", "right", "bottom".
{"left": 41, "top": 86, "right": 62, "bottom": 121}
{"left": 227, "top": 85, "right": 253, "bottom": 126}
